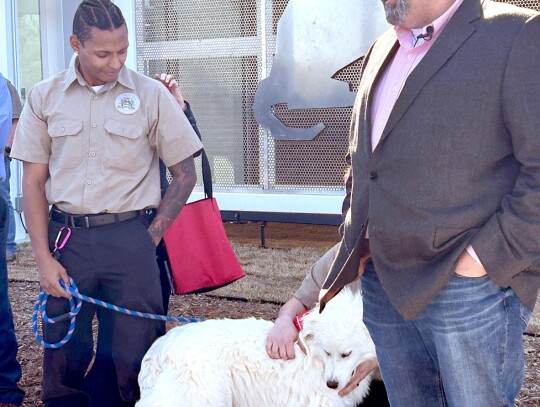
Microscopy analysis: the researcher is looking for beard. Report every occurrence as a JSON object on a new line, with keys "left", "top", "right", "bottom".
{"left": 383, "top": 0, "right": 411, "bottom": 26}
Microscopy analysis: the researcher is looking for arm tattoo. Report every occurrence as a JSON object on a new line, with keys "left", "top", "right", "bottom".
{"left": 148, "top": 155, "right": 197, "bottom": 243}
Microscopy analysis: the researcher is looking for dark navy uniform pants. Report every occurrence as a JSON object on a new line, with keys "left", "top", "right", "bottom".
{"left": 43, "top": 216, "right": 165, "bottom": 407}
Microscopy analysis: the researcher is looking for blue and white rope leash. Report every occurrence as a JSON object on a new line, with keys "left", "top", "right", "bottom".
{"left": 32, "top": 226, "right": 202, "bottom": 349}
{"left": 32, "top": 278, "right": 203, "bottom": 349}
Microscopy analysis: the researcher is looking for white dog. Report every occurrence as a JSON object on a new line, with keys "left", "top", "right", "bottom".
{"left": 136, "top": 288, "right": 376, "bottom": 407}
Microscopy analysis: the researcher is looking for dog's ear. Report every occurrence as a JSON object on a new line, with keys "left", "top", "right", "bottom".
{"left": 298, "top": 326, "right": 316, "bottom": 356}
{"left": 302, "top": 332, "right": 314, "bottom": 343}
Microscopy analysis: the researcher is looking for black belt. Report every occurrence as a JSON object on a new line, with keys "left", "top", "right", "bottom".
{"left": 50, "top": 207, "right": 150, "bottom": 228}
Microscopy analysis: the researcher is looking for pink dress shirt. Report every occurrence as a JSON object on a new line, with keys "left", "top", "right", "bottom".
{"left": 370, "top": 0, "right": 465, "bottom": 150}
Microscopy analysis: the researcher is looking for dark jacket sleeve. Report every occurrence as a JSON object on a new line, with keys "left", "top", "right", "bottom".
{"left": 160, "top": 100, "right": 203, "bottom": 195}
{"left": 471, "top": 14, "right": 540, "bottom": 287}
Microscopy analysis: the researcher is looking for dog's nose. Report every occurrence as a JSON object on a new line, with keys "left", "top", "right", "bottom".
{"left": 326, "top": 380, "right": 339, "bottom": 389}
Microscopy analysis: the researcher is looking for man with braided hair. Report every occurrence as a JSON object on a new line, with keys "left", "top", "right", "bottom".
{"left": 11, "top": 1, "right": 203, "bottom": 406}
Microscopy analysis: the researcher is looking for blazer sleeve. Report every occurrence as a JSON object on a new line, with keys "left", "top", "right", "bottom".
{"left": 471, "top": 13, "right": 540, "bottom": 287}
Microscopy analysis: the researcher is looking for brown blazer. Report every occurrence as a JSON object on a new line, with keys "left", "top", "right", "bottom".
{"left": 320, "top": 0, "right": 540, "bottom": 319}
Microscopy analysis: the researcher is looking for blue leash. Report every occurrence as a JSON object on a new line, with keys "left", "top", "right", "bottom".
{"left": 32, "top": 277, "right": 202, "bottom": 349}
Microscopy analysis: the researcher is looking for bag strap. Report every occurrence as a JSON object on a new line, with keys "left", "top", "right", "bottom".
{"left": 184, "top": 100, "right": 212, "bottom": 199}
{"left": 200, "top": 149, "right": 212, "bottom": 199}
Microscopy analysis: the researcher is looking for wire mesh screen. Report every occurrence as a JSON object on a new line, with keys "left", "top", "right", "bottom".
{"left": 135, "top": 0, "right": 540, "bottom": 194}
{"left": 135, "top": 0, "right": 360, "bottom": 192}
{"left": 495, "top": 0, "right": 540, "bottom": 8}
{"left": 137, "top": 0, "right": 263, "bottom": 189}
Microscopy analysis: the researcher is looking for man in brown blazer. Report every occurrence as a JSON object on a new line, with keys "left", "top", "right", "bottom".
{"left": 319, "top": 0, "right": 540, "bottom": 405}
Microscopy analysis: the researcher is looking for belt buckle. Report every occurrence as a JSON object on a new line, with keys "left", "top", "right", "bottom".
{"left": 68, "top": 215, "right": 91, "bottom": 228}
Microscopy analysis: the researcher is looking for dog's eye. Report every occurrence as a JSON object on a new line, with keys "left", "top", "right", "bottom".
{"left": 324, "top": 350, "right": 330, "bottom": 356}
{"left": 341, "top": 351, "right": 352, "bottom": 358}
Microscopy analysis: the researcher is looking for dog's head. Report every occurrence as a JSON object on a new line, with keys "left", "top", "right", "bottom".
{"left": 298, "top": 288, "right": 376, "bottom": 391}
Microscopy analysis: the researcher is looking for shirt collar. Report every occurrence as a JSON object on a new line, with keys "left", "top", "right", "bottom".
{"left": 62, "top": 54, "right": 80, "bottom": 91}
{"left": 62, "top": 54, "right": 135, "bottom": 92}
{"left": 395, "top": 0, "right": 465, "bottom": 49}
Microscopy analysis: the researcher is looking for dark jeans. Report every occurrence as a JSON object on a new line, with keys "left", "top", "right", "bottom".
{"left": 362, "top": 262, "right": 530, "bottom": 407}
{"left": 1, "top": 157, "right": 16, "bottom": 255}
{"left": 0, "top": 197, "right": 24, "bottom": 406}
{"left": 43, "top": 217, "right": 165, "bottom": 407}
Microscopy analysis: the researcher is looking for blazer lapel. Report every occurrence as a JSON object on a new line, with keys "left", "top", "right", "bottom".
{"left": 376, "top": 0, "right": 482, "bottom": 149}
{"left": 318, "top": 38, "right": 399, "bottom": 308}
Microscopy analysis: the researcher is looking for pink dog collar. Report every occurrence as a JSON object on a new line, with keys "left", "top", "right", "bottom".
{"left": 293, "top": 309, "right": 313, "bottom": 331}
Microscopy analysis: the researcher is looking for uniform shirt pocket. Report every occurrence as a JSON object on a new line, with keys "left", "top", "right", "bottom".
{"left": 103, "top": 119, "right": 147, "bottom": 172}
{"left": 48, "top": 120, "right": 83, "bottom": 168}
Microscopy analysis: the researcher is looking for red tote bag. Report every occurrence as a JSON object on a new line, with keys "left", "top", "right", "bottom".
{"left": 163, "top": 150, "right": 245, "bottom": 294}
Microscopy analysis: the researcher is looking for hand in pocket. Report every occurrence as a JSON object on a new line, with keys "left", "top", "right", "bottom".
{"left": 454, "top": 249, "right": 487, "bottom": 277}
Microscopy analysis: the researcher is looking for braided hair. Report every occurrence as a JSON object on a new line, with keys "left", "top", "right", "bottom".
{"left": 73, "top": 0, "right": 126, "bottom": 45}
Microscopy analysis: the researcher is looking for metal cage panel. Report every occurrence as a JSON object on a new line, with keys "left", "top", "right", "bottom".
{"left": 135, "top": 0, "right": 364, "bottom": 194}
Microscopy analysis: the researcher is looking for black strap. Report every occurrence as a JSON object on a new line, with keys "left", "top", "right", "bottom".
{"left": 160, "top": 100, "right": 208, "bottom": 197}
{"left": 200, "top": 149, "right": 212, "bottom": 199}
{"left": 50, "top": 207, "right": 146, "bottom": 228}
{"left": 184, "top": 100, "right": 212, "bottom": 198}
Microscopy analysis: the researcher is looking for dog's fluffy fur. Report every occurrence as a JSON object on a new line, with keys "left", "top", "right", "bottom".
{"left": 136, "top": 288, "right": 376, "bottom": 407}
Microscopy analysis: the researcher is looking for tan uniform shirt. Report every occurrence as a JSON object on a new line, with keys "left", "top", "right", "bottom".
{"left": 11, "top": 57, "right": 203, "bottom": 214}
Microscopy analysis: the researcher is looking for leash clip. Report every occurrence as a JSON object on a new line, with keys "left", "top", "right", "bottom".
{"left": 52, "top": 227, "right": 72, "bottom": 260}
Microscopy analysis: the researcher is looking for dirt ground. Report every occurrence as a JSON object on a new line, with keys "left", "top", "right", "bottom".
{"left": 7, "top": 222, "right": 540, "bottom": 406}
